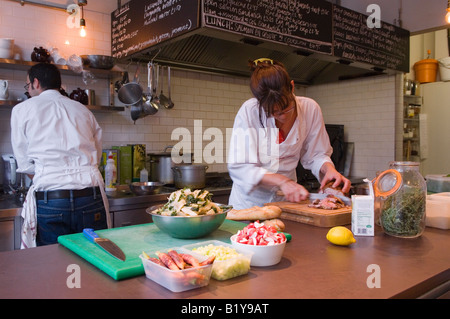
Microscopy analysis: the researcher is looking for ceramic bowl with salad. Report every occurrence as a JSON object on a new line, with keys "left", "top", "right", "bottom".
{"left": 146, "top": 188, "right": 232, "bottom": 239}
{"left": 230, "top": 221, "right": 287, "bottom": 266}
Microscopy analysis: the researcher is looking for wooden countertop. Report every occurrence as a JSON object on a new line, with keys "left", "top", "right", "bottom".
{"left": 0, "top": 221, "right": 448, "bottom": 300}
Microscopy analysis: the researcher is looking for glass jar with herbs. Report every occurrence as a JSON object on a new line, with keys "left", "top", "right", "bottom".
{"left": 376, "top": 162, "right": 426, "bottom": 238}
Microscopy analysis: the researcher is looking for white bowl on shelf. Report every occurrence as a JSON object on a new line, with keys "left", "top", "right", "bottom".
{"left": 0, "top": 38, "right": 14, "bottom": 50}
{"left": 0, "top": 48, "right": 13, "bottom": 59}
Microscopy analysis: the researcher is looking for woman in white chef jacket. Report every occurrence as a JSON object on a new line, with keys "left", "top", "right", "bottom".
{"left": 227, "top": 58, "right": 351, "bottom": 209}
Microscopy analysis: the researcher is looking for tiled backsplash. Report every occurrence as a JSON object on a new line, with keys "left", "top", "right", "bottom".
{"left": 0, "top": 0, "right": 401, "bottom": 184}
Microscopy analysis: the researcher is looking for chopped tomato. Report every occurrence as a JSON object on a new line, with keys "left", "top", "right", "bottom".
{"left": 235, "top": 221, "right": 286, "bottom": 246}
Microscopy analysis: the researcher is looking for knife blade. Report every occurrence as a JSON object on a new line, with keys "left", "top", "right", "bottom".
{"left": 309, "top": 193, "right": 352, "bottom": 206}
{"left": 275, "top": 190, "right": 351, "bottom": 206}
{"left": 83, "top": 228, "right": 126, "bottom": 261}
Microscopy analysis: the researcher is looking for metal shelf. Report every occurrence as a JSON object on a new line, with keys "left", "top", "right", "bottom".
{"left": 0, "top": 59, "right": 125, "bottom": 111}
{"left": 0, "top": 58, "right": 123, "bottom": 79}
{"left": 0, "top": 99, "right": 124, "bottom": 112}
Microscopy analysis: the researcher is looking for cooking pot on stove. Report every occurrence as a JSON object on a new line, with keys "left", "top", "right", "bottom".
{"left": 172, "top": 164, "right": 208, "bottom": 189}
{"left": 148, "top": 146, "right": 192, "bottom": 184}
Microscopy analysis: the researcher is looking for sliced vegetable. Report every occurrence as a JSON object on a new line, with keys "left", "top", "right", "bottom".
{"left": 151, "top": 188, "right": 225, "bottom": 217}
{"left": 168, "top": 249, "right": 186, "bottom": 270}
{"left": 235, "top": 221, "right": 286, "bottom": 246}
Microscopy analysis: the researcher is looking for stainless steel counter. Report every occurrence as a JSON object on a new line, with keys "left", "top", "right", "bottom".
{"left": 0, "top": 181, "right": 233, "bottom": 248}
{"left": 107, "top": 185, "right": 232, "bottom": 227}
{"left": 107, "top": 186, "right": 232, "bottom": 208}
{"left": 0, "top": 194, "right": 22, "bottom": 251}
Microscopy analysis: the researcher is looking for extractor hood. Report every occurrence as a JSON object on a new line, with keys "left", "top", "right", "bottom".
{"left": 112, "top": 1, "right": 409, "bottom": 86}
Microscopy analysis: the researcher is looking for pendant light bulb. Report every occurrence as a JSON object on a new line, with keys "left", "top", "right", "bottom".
{"left": 447, "top": 0, "right": 450, "bottom": 24}
{"left": 78, "top": 0, "right": 87, "bottom": 38}
{"left": 79, "top": 18, "right": 86, "bottom": 37}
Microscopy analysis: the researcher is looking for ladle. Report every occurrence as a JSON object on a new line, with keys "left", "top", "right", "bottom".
{"left": 159, "top": 66, "right": 170, "bottom": 108}
{"left": 166, "top": 66, "right": 174, "bottom": 109}
{"left": 142, "top": 62, "right": 158, "bottom": 115}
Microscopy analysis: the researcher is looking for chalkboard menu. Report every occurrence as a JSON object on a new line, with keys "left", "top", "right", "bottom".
{"left": 332, "top": 5, "right": 409, "bottom": 72}
{"left": 203, "top": 0, "right": 333, "bottom": 55}
{"left": 111, "top": 0, "right": 200, "bottom": 59}
{"left": 111, "top": 0, "right": 409, "bottom": 72}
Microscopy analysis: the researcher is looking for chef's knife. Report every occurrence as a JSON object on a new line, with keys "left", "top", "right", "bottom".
{"left": 308, "top": 193, "right": 352, "bottom": 206}
{"left": 83, "top": 228, "right": 126, "bottom": 261}
{"left": 276, "top": 190, "right": 351, "bottom": 206}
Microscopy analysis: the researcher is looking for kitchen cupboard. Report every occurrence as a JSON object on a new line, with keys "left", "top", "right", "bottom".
{"left": 0, "top": 58, "right": 125, "bottom": 112}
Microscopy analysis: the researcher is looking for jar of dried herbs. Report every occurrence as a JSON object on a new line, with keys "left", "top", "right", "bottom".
{"left": 379, "top": 162, "right": 426, "bottom": 238}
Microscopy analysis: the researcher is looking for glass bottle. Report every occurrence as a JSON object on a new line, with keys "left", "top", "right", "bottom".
{"left": 378, "top": 162, "right": 427, "bottom": 238}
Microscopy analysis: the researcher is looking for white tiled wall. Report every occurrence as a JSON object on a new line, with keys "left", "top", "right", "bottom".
{"left": 0, "top": 1, "right": 401, "bottom": 184}
{"left": 306, "top": 74, "right": 402, "bottom": 179}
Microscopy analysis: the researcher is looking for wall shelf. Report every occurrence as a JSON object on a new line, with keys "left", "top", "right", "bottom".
{"left": 0, "top": 58, "right": 125, "bottom": 111}
{"left": 0, "top": 58, "right": 123, "bottom": 79}
{"left": 0, "top": 99, "right": 124, "bottom": 112}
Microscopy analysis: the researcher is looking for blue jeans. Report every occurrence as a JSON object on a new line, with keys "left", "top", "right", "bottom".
{"left": 36, "top": 190, "right": 107, "bottom": 246}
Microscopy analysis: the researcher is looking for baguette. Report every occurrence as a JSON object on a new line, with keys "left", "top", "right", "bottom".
{"left": 262, "top": 218, "right": 285, "bottom": 232}
{"left": 226, "top": 205, "right": 282, "bottom": 221}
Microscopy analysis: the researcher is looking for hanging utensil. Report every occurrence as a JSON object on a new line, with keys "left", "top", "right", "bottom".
{"left": 118, "top": 63, "right": 143, "bottom": 105}
{"left": 159, "top": 65, "right": 170, "bottom": 108}
{"left": 166, "top": 66, "right": 174, "bottom": 109}
{"left": 142, "top": 62, "right": 158, "bottom": 115}
{"left": 130, "top": 103, "right": 144, "bottom": 124}
{"left": 152, "top": 63, "right": 161, "bottom": 106}
{"left": 114, "top": 71, "right": 129, "bottom": 93}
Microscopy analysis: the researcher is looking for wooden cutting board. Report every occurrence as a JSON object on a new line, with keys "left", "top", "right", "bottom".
{"left": 265, "top": 201, "right": 352, "bottom": 227}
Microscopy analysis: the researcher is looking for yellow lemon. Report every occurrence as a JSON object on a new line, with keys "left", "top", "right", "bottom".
{"left": 326, "top": 226, "right": 356, "bottom": 246}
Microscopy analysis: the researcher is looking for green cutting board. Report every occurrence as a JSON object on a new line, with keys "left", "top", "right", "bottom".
{"left": 58, "top": 220, "right": 248, "bottom": 280}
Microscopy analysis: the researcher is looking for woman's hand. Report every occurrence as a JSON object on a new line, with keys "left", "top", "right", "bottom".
{"left": 260, "top": 173, "right": 309, "bottom": 203}
{"left": 279, "top": 179, "right": 309, "bottom": 202}
{"left": 319, "top": 162, "right": 351, "bottom": 193}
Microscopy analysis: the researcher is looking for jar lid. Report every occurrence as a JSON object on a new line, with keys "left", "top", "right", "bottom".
{"left": 373, "top": 169, "right": 402, "bottom": 197}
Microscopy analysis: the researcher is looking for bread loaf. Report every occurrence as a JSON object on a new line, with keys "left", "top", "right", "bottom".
{"left": 262, "top": 218, "right": 285, "bottom": 232}
{"left": 226, "top": 205, "right": 282, "bottom": 221}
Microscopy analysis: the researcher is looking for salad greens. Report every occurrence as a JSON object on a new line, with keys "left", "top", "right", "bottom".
{"left": 152, "top": 188, "right": 227, "bottom": 216}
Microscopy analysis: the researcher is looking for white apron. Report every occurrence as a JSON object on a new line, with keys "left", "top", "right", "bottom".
{"left": 20, "top": 165, "right": 111, "bottom": 249}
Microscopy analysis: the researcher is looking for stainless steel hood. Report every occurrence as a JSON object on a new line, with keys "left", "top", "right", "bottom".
{"left": 125, "top": 29, "right": 389, "bottom": 86}
{"left": 113, "top": 1, "right": 408, "bottom": 86}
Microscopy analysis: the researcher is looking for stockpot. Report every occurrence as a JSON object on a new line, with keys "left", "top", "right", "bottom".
{"left": 172, "top": 164, "right": 208, "bottom": 189}
{"left": 148, "top": 147, "right": 192, "bottom": 184}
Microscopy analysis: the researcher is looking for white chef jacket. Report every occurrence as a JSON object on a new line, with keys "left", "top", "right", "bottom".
{"left": 227, "top": 96, "right": 333, "bottom": 209}
{"left": 10, "top": 90, "right": 110, "bottom": 248}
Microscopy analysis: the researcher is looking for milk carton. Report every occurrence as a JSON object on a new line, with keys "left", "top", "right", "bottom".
{"left": 351, "top": 179, "right": 375, "bottom": 236}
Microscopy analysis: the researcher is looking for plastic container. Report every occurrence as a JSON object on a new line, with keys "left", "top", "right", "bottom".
{"left": 140, "top": 167, "right": 148, "bottom": 182}
{"left": 378, "top": 161, "right": 427, "bottom": 238}
{"left": 426, "top": 174, "right": 450, "bottom": 193}
{"left": 139, "top": 247, "right": 213, "bottom": 292}
{"left": 438, "top": 57, "right": 450, "bottom": 82}
{"left": 104, "top": 152, "right": 117, "bottom": 191}
{"left": 230, "top": 235, "right": 286, "bottom": 266}
{"left": 182, "top": 240, "right": 253, "bottom": 281}
{"left": 414, "top": 59, "right": 438, "bottom": 83}
{"left": 426, "top": 193, "right": 450, "bottom": 229}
